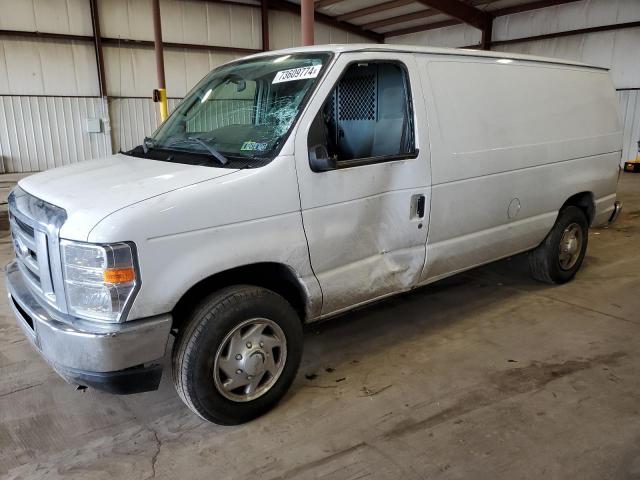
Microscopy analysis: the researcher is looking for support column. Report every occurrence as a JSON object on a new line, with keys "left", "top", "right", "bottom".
{"left": 89, "top": 0, "right": 107, "bottom": 97}
{"left": 89, "top": 0, "right": 112, "bottom": 155}
{"left": 261, "top": 0, "right": 269, "bottom": 51}
{"left": 301, "top": 0, "right": 314, "bottom": 46}
{"left": 480, "top": 17, "right": 493, "bottom": 50}
{"left": 152, "top": 0, "right": 168, "bottom": 122}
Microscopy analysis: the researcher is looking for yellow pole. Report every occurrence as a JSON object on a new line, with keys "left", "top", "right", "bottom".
{"left": 152, "top": 0, "right": 168, "bottom": 122}
{"left": 158, "top": 88, "right": 168, "bottom": 122}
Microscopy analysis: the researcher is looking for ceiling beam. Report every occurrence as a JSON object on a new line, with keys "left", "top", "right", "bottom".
{"left": 314, "top": 0, "right": 345, "bottom": 8}
{"left": 489, "top": 19, "right": 640, "bottom": 47}
{"left": 384, "top": 19, "right": 460, "bottom": 37}
{"left": 361, "top": 0, "right": 498, "bottom": 30}
{"left": 270, "top": 0, "right": 383, "bottom": 42}
{"left": 337, "top": 0, "right": 415, "bottom": 22}
{"left": 463, "top": 19, "right": 640, "bottom": 48}
{"left": 361, "top": 9, "right": 441, "bottom": 31}
{"left": 182, "top": 0, "right": 262, "bottom": 7}
{"left": 414, "top": 0, "right": 491, "bottom": 30}
{"left": 183, "top": 0, "right": 381, "bottom": 42}
{"left": 491, "top": 0, "right": 581, "bottom": 17}
{"left": 384, "top": 0, "right": 582, "bottom": 38}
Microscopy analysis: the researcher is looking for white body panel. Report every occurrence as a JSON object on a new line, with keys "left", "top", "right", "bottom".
{"left": 293, "top": 52, "right": 431, "bottom": 316}
{"left": 18, "top": 154, "right": 239, "bottom": 241}
{"left": 416, "top": 57, "right": 622, "bottom": 282}
{"left": 14, "top": 45, "right": 622, "bottom": 324}
{"left": 87, "top": 155, "right": 322, "bottom": 321}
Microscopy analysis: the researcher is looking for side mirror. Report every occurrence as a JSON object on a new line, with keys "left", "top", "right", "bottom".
{"left": 309, "top": 144, "right": 336, "bottom": 172}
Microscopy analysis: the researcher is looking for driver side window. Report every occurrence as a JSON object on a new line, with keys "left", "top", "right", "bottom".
{"left": 308, "top": 61, "right": 415, "bottom": 171}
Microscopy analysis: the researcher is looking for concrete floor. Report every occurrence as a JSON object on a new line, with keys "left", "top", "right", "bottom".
{"left": 1, "top": 174, "right": 640, "bottom": 480}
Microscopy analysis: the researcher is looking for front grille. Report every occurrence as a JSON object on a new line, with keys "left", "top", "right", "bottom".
{"left": 8, "top": 187, "right": 67, "bottom": 313}
{"left": 13, "top": 215, "right": 34, "bottom": 237}
{"left": 9, "top": 210, "right": 43, "bottom": 291}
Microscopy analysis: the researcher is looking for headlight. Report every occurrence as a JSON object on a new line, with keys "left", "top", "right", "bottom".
{"left": 60, "top": 240, "right": 139, "bottom": 323}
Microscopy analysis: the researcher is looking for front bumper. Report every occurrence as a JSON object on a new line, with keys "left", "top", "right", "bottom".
{"left": 5, "top": 260, "right": 172, "bottom": 394}
{"left": 609, "top": 200, "right": 622, "bottom": 223}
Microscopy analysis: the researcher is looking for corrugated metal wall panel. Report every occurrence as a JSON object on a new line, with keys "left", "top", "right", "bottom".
{"left": 0, "top": 0, "right": 92, "bottom": 35}
{"left": 619, "top": 90, "right": 640, "bottom": 163}
{"left": 0, "top": 96, "right": 111, "bottom": 173}
{"left": 98, "top": 0, "right": 261, "bottom": 50}
{"left": 387, "top": 0, "right": 640, "bottom": 88}
{"left": 103, "top": 46, "right": 240, "bottom": 98}
{"left": 387, "top": 0, "right": 640, "bottom": 166}
{"left": 0, "top": 37, "right": 99, "bottom": 96}
{"left": 497, "top": 28, "right": 640, "bottom": 89}
{"left": 109, "top": 97, "right": 181, "bottom": 153}
{"left": 269, "top": 9, "right": 371, "bottom": 50}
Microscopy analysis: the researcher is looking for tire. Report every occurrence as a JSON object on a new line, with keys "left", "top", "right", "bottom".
{"left": 172, "top": 285, "right": 303, "bottom": 425}
{"left": 529, "top": 206, "right": 589, "bottom": 284}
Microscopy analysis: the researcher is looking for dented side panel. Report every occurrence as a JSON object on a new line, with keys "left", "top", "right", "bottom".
{"left": 293, "top": 52, "right": 431, "bottom": 317}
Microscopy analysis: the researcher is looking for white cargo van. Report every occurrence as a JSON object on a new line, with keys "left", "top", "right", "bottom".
{"left": 6, "top": 45, "right": 622, "bottom": 424}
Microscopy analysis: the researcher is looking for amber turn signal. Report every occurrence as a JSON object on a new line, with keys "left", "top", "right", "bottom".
{"left": 103, "top": 267, "right": 136, "bottom": 284}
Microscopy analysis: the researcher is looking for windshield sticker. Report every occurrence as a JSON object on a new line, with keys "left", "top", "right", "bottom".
{"left": 272, "top": 65, "right": 322, "bottom": 84}
{"left": 241, "top": 141, "right": 269, "bottom": 152}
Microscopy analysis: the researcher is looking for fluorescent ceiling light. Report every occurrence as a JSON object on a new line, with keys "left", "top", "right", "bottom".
{"left": 201, "top": 88, "right": 212, "bottom": 103}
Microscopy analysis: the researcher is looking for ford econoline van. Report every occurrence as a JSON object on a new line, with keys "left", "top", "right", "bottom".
{"left": 6, "top": 45, "right": 623, "bottom": 425}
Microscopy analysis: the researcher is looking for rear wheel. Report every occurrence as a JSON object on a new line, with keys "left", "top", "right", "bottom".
{"left": 172, "top": 285, "right": 303, "bottom": 425}
{"left": 529, "top": 206, "right": 589, "bottom": 284}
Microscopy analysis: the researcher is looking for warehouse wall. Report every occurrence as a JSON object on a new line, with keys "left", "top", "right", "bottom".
{"left": 387, "top": 0, "right": 640, "bottom": 163}
{"left": 0, "top": 0, "right": 370, "bottom": 172}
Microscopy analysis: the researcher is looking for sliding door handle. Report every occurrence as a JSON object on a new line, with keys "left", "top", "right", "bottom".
{"left": 416, "top": 195, "right": 426, "bottom": 218}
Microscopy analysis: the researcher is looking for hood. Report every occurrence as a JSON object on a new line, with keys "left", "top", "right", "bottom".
{"left": 18, "top": 153, "right": 238, "bottom": 240}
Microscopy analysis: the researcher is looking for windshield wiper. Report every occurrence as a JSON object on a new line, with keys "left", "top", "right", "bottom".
{"left": 187, "top": 136, "right": 228, "bottom": 166}
{"left": 142, "top": 136, "right": 156, "bottom": 154}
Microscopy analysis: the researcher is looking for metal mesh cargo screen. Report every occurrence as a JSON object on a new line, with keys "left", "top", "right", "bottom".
{"left": 325, "top": 63, "right": 410, "bottom": 160}
{"left": 338, "top": 73, "right": 376, "bottom": 121}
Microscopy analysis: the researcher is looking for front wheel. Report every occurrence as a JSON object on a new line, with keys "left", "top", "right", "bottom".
{"left": 528, "top": 206, "right": 589, "bottom": 284}
{"left": 172, "top": 285, "right": 303, "bottom": 425}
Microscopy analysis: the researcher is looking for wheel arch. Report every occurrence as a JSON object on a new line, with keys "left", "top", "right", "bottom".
{"left": 561, "top": 191, "right": 595, "bottom": 225}
{"left": 171, "top": 262, "right": 310, "bottom": 332}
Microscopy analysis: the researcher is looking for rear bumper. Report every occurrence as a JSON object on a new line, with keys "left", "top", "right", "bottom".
{"left": 5, "top": 260, "right": 172, "bottom": 394}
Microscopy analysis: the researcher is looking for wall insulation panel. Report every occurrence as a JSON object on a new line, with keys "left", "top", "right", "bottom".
{"left": 386, "top": 0, "right": 640, "bottom": 165}
{"left": 620, "top": 90, "right": 640, "bottom": 163}
{"left": 0, "top": 0, "right": 390, "bottom": 172}
{"left": 0, "top": 0, "right": 92, "bottom": 35}
{"left": 0, "top": 96, "right": 111, "bottom": 173}
{"left": 103, "top": 45, "right": 240, "bottom": 98}
{"left": 497, "top": 30, "right": 640, "bottom": 89}
{"left": 109, "top": 97, "right": 180, "bottom": 153}
{"left": 0, "top": 37, "right": 99, "bottom": 96}
{"left": 98, "top": 0, "right": 261, "bottom": 50}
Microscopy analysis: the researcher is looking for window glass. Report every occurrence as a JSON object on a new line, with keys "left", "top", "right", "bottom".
{"left": 309, "top": 62, "right": 414, "bottom": 167}
{"left": 129, "top": 53, "right": 330, "bottom": 168}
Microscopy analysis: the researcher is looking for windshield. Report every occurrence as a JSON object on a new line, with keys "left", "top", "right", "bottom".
{"left": 132, "top": 52, "right": 331, "bottom": 168}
